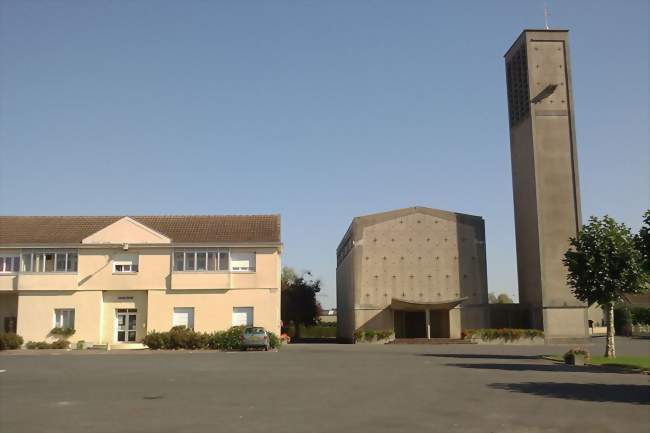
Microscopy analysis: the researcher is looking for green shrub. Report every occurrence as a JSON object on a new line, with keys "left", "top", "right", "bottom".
{"left": 630, "top": 307, "right": 650, "bottom": 325}
{"left": 145, "top": 326, "right": 248, "bottom": 351}
{"left": 76, "top": 340, "right": 85, "bottom": 350}
{"left": 564, "top": 348, "right": 590, "bottom": 363}
{"left": 268, "top": 332, "right": 281, "bottom": 349}
{"left": 143, "top": 331, "right": 168, "bottom": 350}
{"left": 51, "top": 339, "right": 70, "bottom": 349}
{"left": 462, "top": 328, "right": 544, "bottom": 342}
{"left": 299, "top": 325, "right": 337, "bottom": 338}
{"left": 614, "top": 306, "right": 633, "bottom": 336}
{"left": 353, "top": 330, "right": 364, "bottom": 341}
{"left": 25, "top": 339, "right": 69, "bottom": 349}
{"left": 50, "top": 327, "right": 76, "bottom": 338}
{"left": 26, "top": 341, "right": 50, "bottom": 349}
{"left": 375, "top": 330, "right": 394, "bottom": 340}
{"left": 363, "top": 330, "right": 376, "bottom": 341}
{"left": 0, "top": 333, "right": 23, "bottom": 350}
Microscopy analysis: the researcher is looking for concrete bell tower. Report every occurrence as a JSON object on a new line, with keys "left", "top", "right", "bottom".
{"left": 504, "top": 29, "right": 588, "bottom": 342}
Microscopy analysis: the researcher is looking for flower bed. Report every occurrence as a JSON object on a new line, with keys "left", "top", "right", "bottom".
{"left": 354, "top": 329, "right": 394, "bottom": 343}
{"left": 462, "top": 328, "right": 544, "bottom": 344}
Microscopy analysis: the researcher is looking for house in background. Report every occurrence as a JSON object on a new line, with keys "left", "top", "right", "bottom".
{"left": 0, "top": 215, "right": 282, "bottom": 347}
{"left": 336, "top": 207, "right": 489, "bottom": 342}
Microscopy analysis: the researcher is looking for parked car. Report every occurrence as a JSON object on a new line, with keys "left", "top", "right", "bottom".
{"left": 240, "top": 326, "right": 270, "bottom": 351}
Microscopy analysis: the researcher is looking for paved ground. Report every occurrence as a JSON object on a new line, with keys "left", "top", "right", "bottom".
{"left": 0, "top": 337, "right": 648, "bottom": 433}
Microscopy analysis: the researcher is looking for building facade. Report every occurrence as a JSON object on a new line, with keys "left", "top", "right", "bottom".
{"left": 0, "top": 215, "right": 282, "bottom": 347}
{"left": 504, "top": 29, "right": 588, "bottom": 342}
{"left": 336, "top": 207, "right": 489, "bottom": 342}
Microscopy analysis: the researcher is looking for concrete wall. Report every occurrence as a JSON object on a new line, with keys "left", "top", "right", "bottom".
{"left": 505, "top": 30, "right": 587, "bottom": 340}
{"left": 336, "top": 207, "right": 490, "bottom": 340}
{"left": 148, "top": 288, "right": 281, "bottom": 335}
{"left": 16, "top": 290, "right": 103, "bottom": 343}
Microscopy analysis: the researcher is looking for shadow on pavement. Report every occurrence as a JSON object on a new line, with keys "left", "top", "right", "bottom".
{"left": 490, "top": 382, "right": 650, "bottom": 405}
{"left": 419, "top": 354, "right": 541, "bottom": 360}
{"left": 446, "top": 362, "right": 638, "bottom": 374}
{"left": 290, "top": 338, "right": 338, "bottom": 344}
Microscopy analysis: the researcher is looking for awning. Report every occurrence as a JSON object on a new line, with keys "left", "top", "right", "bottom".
{"left": 391, "top": 297, "right": 468, "bottom": 311}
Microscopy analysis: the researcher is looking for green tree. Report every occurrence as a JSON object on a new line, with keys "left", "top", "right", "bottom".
{"left": 281, "top": 266, "right": 298, "bottom": 290}
{"left": 497, "top": 293, "right": 514, "bottom": 304}
{"left": 563, "top": 215, "right": 646, "bottom": 357}
{"left": 635, "top": 210, "right": 650, "bottom": 277}
{"left": 488, "top": 292, "right": 497, "bottom": 304}
{"left": 281, "top": 269, "right": 322, "bottom": 338}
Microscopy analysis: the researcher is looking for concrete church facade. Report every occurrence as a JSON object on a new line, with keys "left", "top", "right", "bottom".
{"left": 336, "top": 207, "right": 489, "bottom": 343}
{"left": 337, "top": 29, "right": 589, "bottom": 343}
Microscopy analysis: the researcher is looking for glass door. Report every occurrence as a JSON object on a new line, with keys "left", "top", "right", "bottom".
{"left": 116, "top": 309, "right": 137, "bottom": 342}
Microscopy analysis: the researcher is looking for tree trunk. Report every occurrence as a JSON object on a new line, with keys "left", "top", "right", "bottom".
{"left": 605, "top": 303, "right": 616, "bottom": 358}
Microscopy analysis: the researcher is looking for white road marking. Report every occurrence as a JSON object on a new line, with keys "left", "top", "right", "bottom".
{"left": 0, "top": 369, "right": 6, "bottom": 373}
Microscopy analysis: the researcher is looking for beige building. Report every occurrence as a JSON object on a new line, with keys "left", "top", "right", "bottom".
{"left": 0, "top": 215, "right": 282, "bottom": 347}
{"left": 336, "top": 207, "right": 488, "bottom": 342}
{"left": 505, "top": 29, "right": 588, "bottom": 342}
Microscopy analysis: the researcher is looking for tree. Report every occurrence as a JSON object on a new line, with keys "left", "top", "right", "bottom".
{"left": 281, "top": 269, "right": 322, "bottom": 338}
{"left": 563, "top": 215, "right": 646, "bottom": 357}
{"left": 635, "top": 210, "right": 650, "bottom": 277}
{"left": 497, "top": 293, "right": 514, "bottom": 304}
{"left": 281, "top": 266, "right": 298, "bottom": 290}
{"left": 488, "top": 292, "right": 513, "bottom": 304}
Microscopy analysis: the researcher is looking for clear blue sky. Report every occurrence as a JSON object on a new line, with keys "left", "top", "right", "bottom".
{"left": 1, "top": 1, "right": 648, "bottom": 308}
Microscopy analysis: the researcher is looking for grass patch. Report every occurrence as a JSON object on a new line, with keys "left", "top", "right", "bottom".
{"left": 589, "top": 356, "right": 650, "bottom": 371}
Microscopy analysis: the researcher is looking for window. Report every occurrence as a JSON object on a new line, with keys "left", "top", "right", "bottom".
{"left": 54, "top": 309, "right": 75, "bottom": 329}
{"left": 232, "top": 307, "right": 253, "bottom": 326}
{"left": 172, "top": 307, "right": 195, "bottom": 330}
{"left": 231, "top": 251, "right": 255, "bottom": 272}
{"left": 22, "top": 251, "right": 78, "bottom": 273}
{"left": 196, "top": 252, "right": 207, "bottom": 271}
{"left": 0, "top": 256, "right": 19, "bottom": 273}
{"left": 218, "top": 251, "right": 229, "bottom": 271}
{"left": 173, "top": 249, "right": 231, "bottom": 272}
{"left": 174, "top": 252, "right": 184, "bottom": 271}
{"left": 113, "top": 255, "right": 139, "bottom": 273}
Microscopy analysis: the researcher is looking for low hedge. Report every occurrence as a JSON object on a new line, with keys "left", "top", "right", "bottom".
{"left": 299, "top": 325, "right": 337, "bottom": 338}
{"left": 25, "top": 339, "right": 70, "bottom": 349}
{"left": 0, "top": 333, "right": 23, "bottom": 350}
{"left": 354, "top": 329, "right": 394, "bottom": 342}
{"left": 462, "top": 328, "right": 544, "bottom": 342}
{"left": 143, "top": 326, "right": 281, "bottom": 350}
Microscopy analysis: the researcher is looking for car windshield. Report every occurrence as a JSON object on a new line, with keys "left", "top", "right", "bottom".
{"left": 245, "top": 328, "right": 265, "bottom": 335}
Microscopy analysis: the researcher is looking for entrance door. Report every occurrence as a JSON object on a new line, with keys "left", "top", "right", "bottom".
{"left": 116, "top": 309, "right": 137, "bottom": 342}
{"left": 394, "top": 311, "right": 426, "bottom": 338}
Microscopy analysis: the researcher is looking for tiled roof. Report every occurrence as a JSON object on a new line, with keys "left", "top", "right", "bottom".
{"left": 0, "top": 215, "right": 280, "bottom": 244}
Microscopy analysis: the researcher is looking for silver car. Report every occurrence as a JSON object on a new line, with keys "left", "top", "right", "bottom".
{"left": 240, "top": 326, "right": 270, "bottom": 351}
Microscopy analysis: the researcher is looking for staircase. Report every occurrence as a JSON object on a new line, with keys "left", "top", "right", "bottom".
{"left": 388, "top": 338, "right": 476, "bottom": 345}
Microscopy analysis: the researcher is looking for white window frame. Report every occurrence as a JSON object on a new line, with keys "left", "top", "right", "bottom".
{"left": 230, "top": 251, "right": 256, "bottom": 272}
{"left": 0, "top": 256, "right": 20, "bottom": 273}
{"left": 54, "top": 308, "right": 75, "bottom": 329}
{"left": 173, "top": 249, "right": 231, "bottom": 272}
{"left": 112, "top": 255, "right": 139, "bottom": 274}
{"left": 232, "top": 307, "right": 254, "bottom": 326}
{"left": 172, "top": 307, "right": 195, "bottom": 330}
{"left": 22, "top": 250, "right": 78, "bottom": 273}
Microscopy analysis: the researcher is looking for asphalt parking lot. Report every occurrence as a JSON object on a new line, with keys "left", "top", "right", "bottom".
{"left": 1, "top": 337, "right": 648, "bottom": 433}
